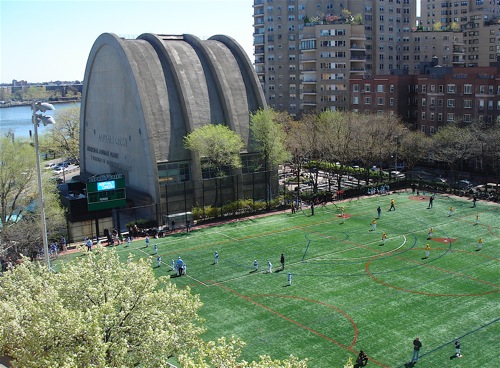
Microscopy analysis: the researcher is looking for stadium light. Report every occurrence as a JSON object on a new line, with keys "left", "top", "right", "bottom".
{"left": 31, "top": 101, "right": 56, "bottom": 269}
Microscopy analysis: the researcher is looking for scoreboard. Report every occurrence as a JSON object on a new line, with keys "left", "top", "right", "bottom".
{"left": 86, "top": 173, "right": 126, "bottom": 211}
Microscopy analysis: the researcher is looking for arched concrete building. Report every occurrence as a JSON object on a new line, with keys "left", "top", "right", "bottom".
{"left": 80, "top": 33, "right": 269, "bottom": 226}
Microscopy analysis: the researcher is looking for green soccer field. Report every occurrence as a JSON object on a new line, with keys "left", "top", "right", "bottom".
{"left": 87, "top": 192, "right": 500, "bottom": 367}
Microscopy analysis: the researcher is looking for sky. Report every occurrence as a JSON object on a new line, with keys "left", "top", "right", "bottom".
{"left": 0, "top": 0, "right": 254, "bottom": 83}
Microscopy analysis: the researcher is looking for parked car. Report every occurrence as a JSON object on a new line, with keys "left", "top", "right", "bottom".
{"left": 431, "top": 178, "right": 447, "bottom": 185}
{"left": 390, "top": 171, "right": 405, "bottom": 179}
{"left": 475, "top": 182, "right": 499, "bottom": 193}
{"left": 44, "top": 163, "right": 57, "bottom": 170}
{"left": 53, "top": 167, "right": 67, "bottom": 175}
{"left": 451, "top": 180, "right": 472, "bottom": 190}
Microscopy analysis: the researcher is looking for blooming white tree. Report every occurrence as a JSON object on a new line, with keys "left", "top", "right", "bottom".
{"left": 0, "top": 247, "right": 308, "bottom": 367}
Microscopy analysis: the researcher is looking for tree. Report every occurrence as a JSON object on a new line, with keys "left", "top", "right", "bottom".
{"left": 40, "top": 105, "right": 80, "bottom": 165}
{"left": 431, "top": 123, "right": 479, "bottom": 175}
{"left": 0, "top": 137, "right": 65, "bottom": 260}
{"left": 250, "top": 109, "right": 291, "bottom": 169}
{"left": 179, "top": 336, "right": 307, "bottom": 367}
{"left": 0, "top": 247, "right": 307, "bottom": 368}
{"left": 399, "top": 130, "right": 432, "bottom": 171}
{"left": 184, "top": 124, "right": 244, "bottom": 177}
{"left": 250, "top": 109, "right": 292, "bottom": 205}
{"left": 0, "top": 138, "right": 36, "bottom": 228}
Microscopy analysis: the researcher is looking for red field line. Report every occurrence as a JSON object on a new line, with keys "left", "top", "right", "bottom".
{"left": 213, "top": 282, "right": 390, "bottom": 367}
{"left": 365, "top": 250, "right": 500, "bottom": 296}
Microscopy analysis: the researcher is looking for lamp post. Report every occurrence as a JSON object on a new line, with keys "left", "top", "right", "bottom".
{"left": 32, "top": 101, "right": 56, "bottom": 269}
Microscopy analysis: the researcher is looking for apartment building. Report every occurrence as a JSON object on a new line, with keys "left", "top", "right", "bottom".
{"left": 349, "top": 73, "right": 416, "bottom": 125}
{"left": 253, "top": 0, "right": 416, "bottom": 115}
{"left": 349, "top": 64, "right": 500, "bottom": 134}
{"left": 416, "top": 65, "right": 500, "bottom": 134}
{"left": 419, "top": 0, "right": 500, "bottom": 67}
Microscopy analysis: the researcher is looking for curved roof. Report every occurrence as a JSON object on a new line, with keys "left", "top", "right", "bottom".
{"left": 80, "top": 33, "right": 265, "bottom": 201}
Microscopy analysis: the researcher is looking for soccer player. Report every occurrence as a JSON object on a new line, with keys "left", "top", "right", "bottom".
{"left": 454, "top": 339, "right": 462, "bottom": 358}
{"left": 288, "top": 272, "right": 292, "bottom": 286}
{"left": 370, "top": 218, "right": 377, "bottom": 231}
{"left": 389, "top": 198, "right": 396, "bottom": 211}
{"left": 477, "top": 237, "right": 483, "bottom": 251}
{"left": 280, "top": 253, "right": 285, "bottom": 270}
{"left": 357, "top": 351, "right": 369, "bottom": 367}
{"left": 176, "top": 257, "right": 184, "bottom": 276}
{"left": 253, "top": 259, "right": 259, "bottom": 271}
{"left": 267, "top": 260, "right": 272, "bottom": 273}
{"left": 475, "top": 212, "right": 479, "bottom": 225}
{"left": 145, "top": 236, "right": 150, "bottom": 247}
{"left": 424, "top": 243, "right": 431, "bottom": 259}
{"left": 377, "top": 206, "right": 381, "bottom": 218}
{"left": 381, "top": 232, "right": 387, "bottom": 245}
{"left": 153, "top": 244, "right": 158, "bottom": 254}
{"left": 214, "top": 251, "right": 219, "bottom": 264}
{"left": 126, "top": 236, "right": 131, "bottom": 247}
{"left": 427, "top": 227, "right": 433, "bottom": 240}
{"left": 171, "top": 259, "right": 175, "bottom": 271}
{"left": 428, "top": 195, "right": 434, "bottom": 209}
{"left": 157, "top": 256, "right": 162, "bottom": 267}
{"left": 449, "top": 206, "right": 454, "bottom": 217}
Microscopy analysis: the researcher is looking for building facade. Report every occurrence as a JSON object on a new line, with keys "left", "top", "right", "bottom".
{"left": 419, "top": 0, "right": 500, "bottom": 67}
{"left": 254, "top": 0, "right": 499, "bottom": 118}
{"left": 253, "top": 0, "right": 416, "bottom": 116}
{"left": 349, "top": 64, "right": 500, "bottom": 134}
{"left": 80, "top": 33, "right": 268, "bottom": 226}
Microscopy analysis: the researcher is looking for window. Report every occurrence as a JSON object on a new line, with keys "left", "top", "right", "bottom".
{"left": 365, "top": 97, "right": 371, "bottom": 104}
{"left": 488, "top": 100, "right": 493, "bottom": 110}
{"left": 377, "top": 85, "right": 384, "bottom": 92}
{"left": 479, "top": 100, "right": 485, "bottom": 110}
{"left": 430, "top": 113, "right": 435, "bottom": 121}
{"left": 438, "top": 113, "right": 443, "bottom": 122}
{"left": 377, "top": 97, "right": 384, "bottom": 105}
{"left": 158, "top": 161, "right": 191, "bottom": 183}
{"left": 447, "top": 84, "right": 456, "bottom": 93}
{"left": 463, "top": 114, "right": 471, "bottom": 122}
{"left": 464, "top": 84, "right": 472, "bottom": 94}
{"left": 390, "top": 85, "right": 395, "bottom": 93}
{"left": 439, "top": 85, "right": 444, "bottom": 93}
{"left": 353, "top": 96, "right": 359, "bottom": 105}
{"left": 447, "top": 113, "right": 455, "bottom": 122}
{"left": 421, "top": 98, "right": 426, "bottom": 107}
{"left": 438, "top": 99, "right": 443, "bottom": 107}
{"left": 353, "top": 84, "right": 359, "bottom": 92}
{"left": 429, "top": 126, "right": 435, "bottom": 135}
{"left": 447, "top": 99, "right": 455, "bottom": 107}
{"left": 422, "top": 112, "right": 426, "bottom": 120}
{"left": 241, "top": 153, "right": 263, "bottom": 174}
{"left": 464, "top": 100, "right": 472, "bottom": 108}
{"left": 364, "top": 84, "right": 371, "bottom": 92}
{"left": 479, "top": 85, "right": 485, "bottom": 94}
{"left": 421, "top": 125, "right": 426, "bottom": 133}
{"left": 422, "top": 85, "right": 427, "bottom": 93}
{"left": 390, "top": 98, "right": 394, "bottom": 106}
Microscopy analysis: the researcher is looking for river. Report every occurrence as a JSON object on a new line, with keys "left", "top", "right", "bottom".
{"left": 0, "top": 102, "right": 80, "bottom": 139}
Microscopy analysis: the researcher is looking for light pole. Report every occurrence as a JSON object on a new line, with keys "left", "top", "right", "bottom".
{"left": 32, "top": 101, "right": 56, "bottom": 269}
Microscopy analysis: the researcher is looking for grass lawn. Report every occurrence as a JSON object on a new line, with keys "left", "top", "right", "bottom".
{"left": 60, "top": 191, "right": 499, "bottom": 367}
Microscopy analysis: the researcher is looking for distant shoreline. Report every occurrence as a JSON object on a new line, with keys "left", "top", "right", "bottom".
{"left": 0, "top": 99, "right": 81, "bottom": 108}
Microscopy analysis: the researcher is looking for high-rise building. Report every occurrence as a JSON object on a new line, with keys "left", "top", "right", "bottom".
{"left": 253, "top": 0, "right": 417, "bottom": 115}
{"left": 419, "top": 0, "right": 500, "bottom": 67}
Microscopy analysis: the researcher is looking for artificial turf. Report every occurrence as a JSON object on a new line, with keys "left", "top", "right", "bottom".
{"left": 62, "top": 191, "right": 500, "bottom": 367}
